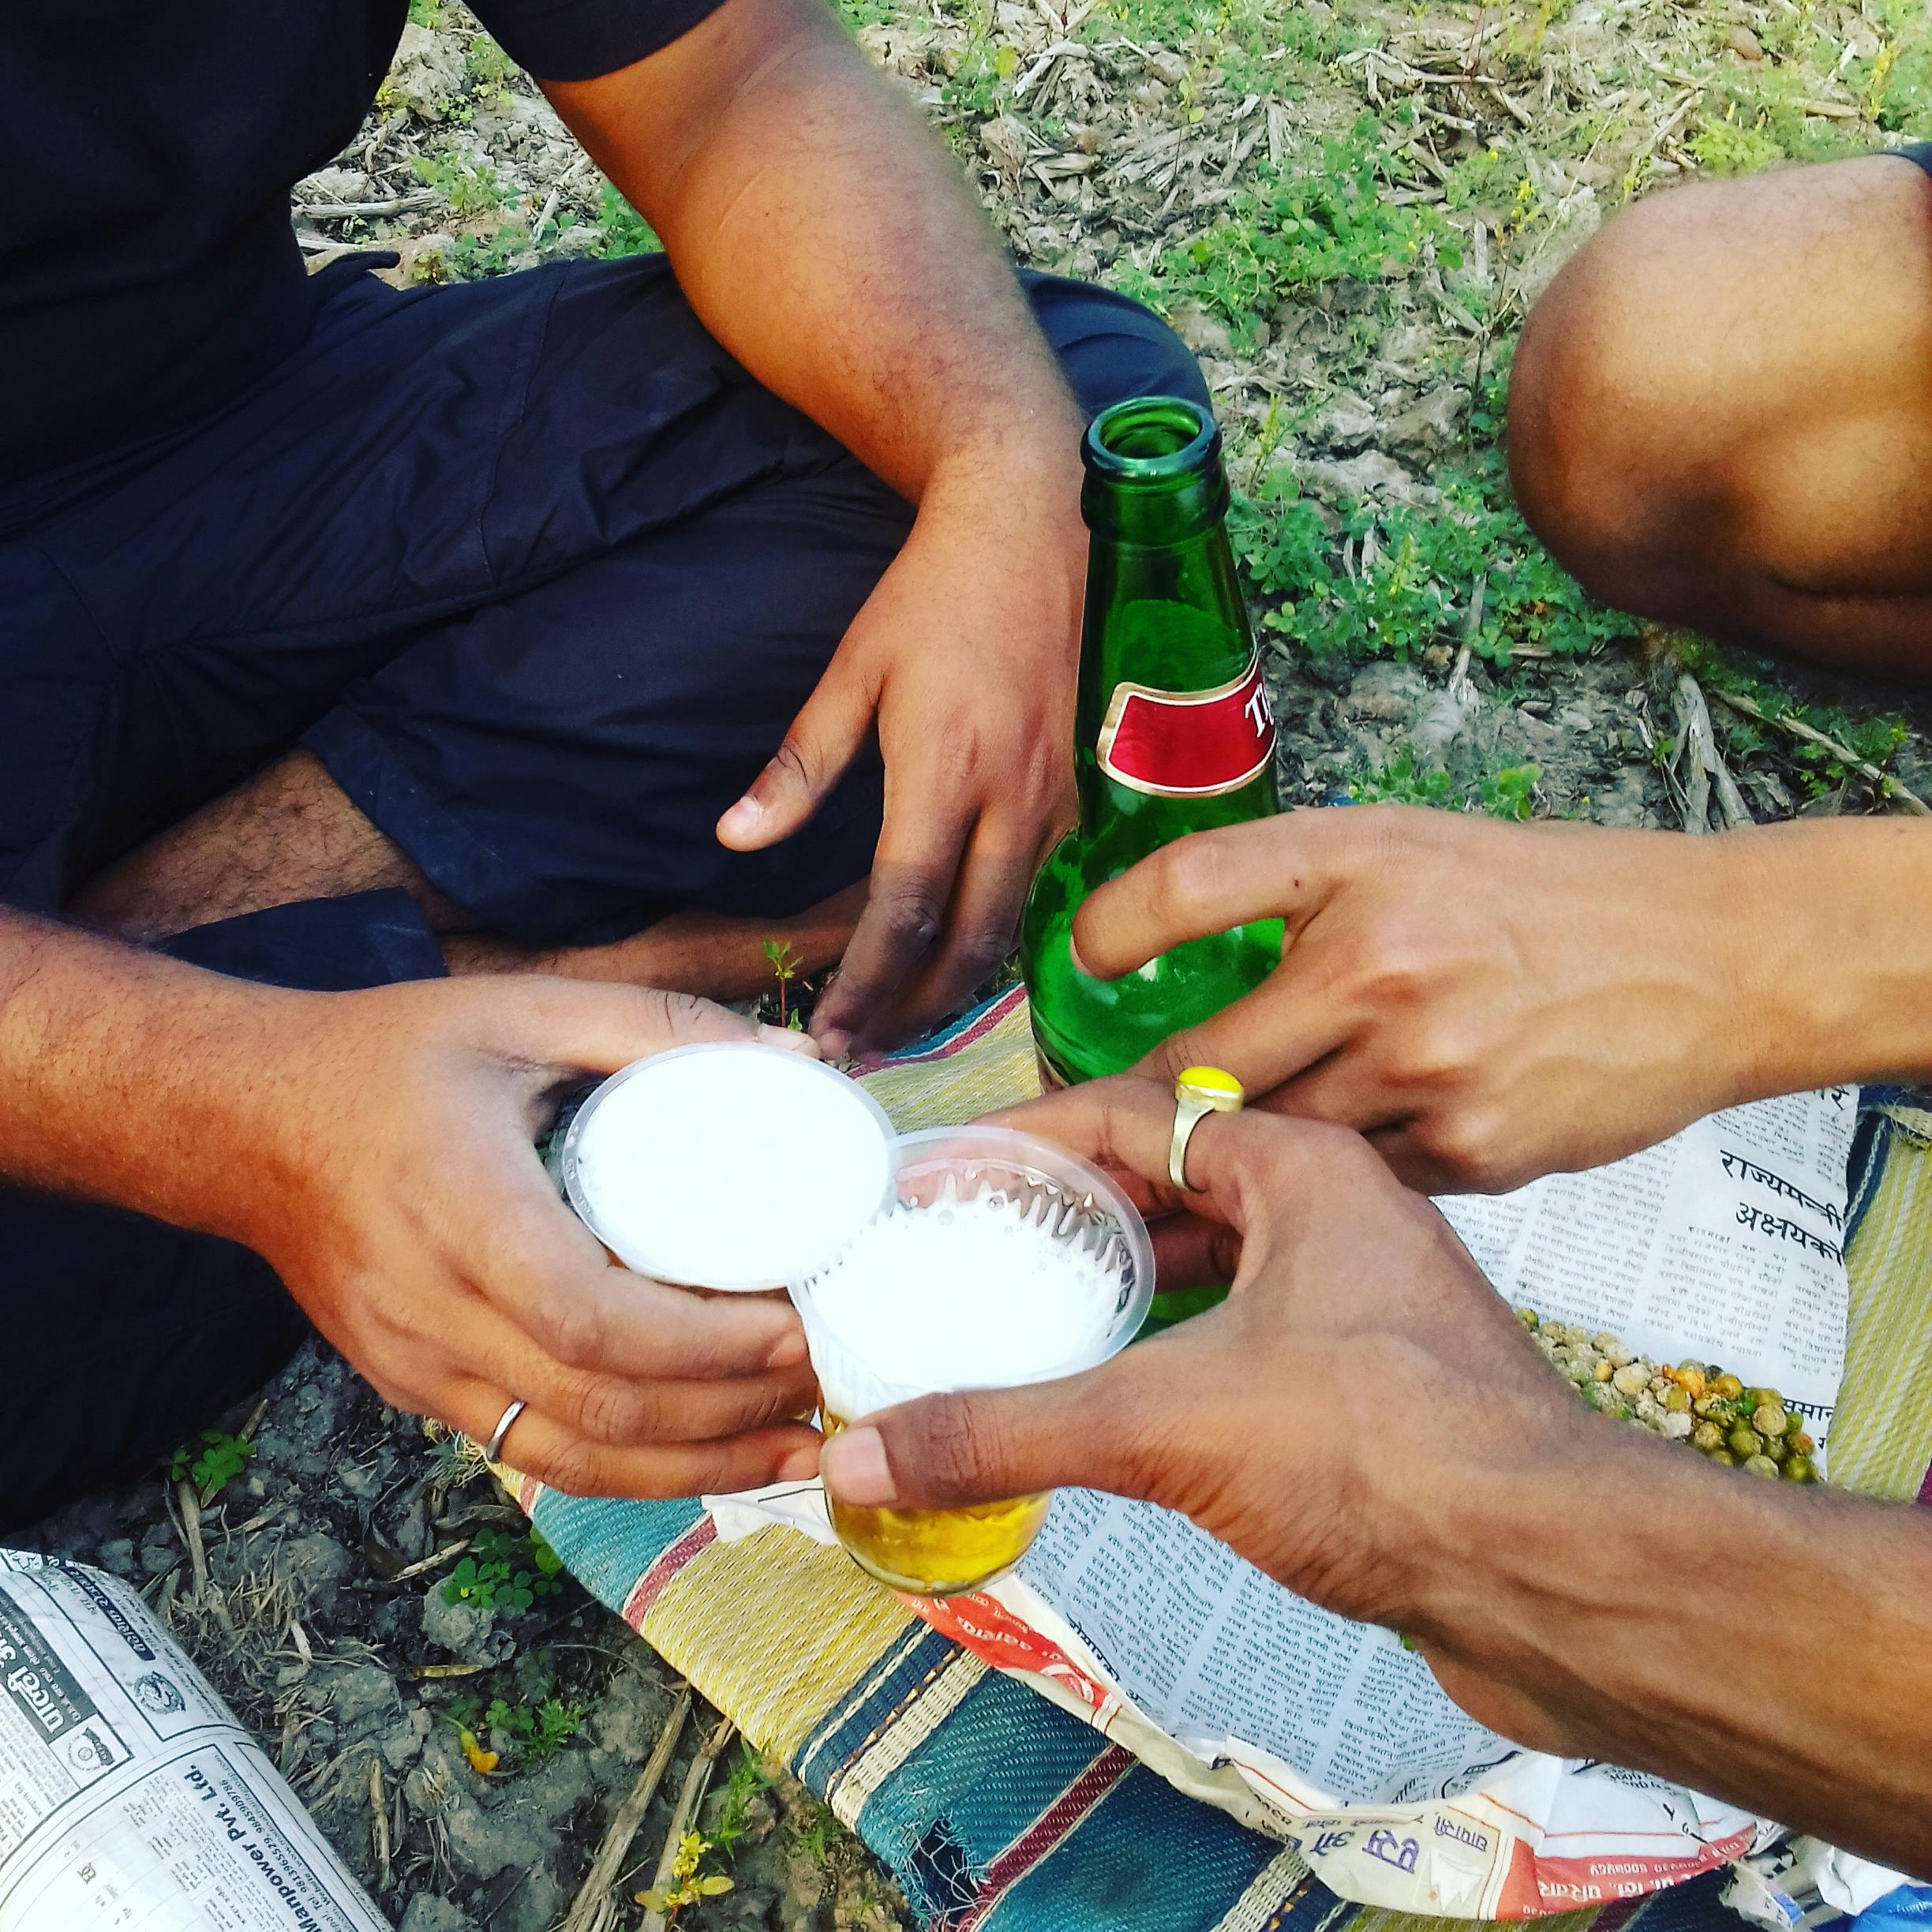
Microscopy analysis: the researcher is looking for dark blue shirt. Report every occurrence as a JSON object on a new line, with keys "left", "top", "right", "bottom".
{"left": 0, "top": 1, "right": 720, "bottom": 490}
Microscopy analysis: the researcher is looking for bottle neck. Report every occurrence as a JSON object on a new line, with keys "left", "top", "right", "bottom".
{"left": 1073, "top": 396, "right": 1275, "bottom": 842}
{"left": 1075, "top": 517, "right": 1271, "bottom": 838}
{"left": 1080, "top": 466, "right": 1230, "bottom": 547}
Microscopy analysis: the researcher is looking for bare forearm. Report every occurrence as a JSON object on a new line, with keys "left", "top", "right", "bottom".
{"left": 546, "top": 0, "right": 1084, "bottom": 505}
{"left": 1417, "top": 1428, "right": 1932, "bottom": 1871}
{"left": 1726, "top": 818, "right": 1932, "bottom": 1099}
{"left": 0, "top": 908, "right": 309, "bottom": 1237}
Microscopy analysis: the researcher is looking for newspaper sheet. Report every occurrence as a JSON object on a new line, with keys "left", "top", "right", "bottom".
{"left": 0, "top": 1551, "right": 391, "bottom": 1932}
{"left": 713, "top": 1086, "right": 1860, "bottom": 1918}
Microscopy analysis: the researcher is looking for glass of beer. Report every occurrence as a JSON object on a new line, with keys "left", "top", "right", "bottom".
{"left": 791, "top": 1126, "right": 1152, "bottom": 1597}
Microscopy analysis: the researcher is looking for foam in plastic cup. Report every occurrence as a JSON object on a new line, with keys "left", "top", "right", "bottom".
{"left": 557, "top": 1043, "right": 894, "bottom": 1290}
{"left": 791, "top": 1125, "right": 1152, "bottom": 1597}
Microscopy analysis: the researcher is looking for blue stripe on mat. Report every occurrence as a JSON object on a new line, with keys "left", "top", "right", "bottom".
{"left": 1845, "top": 1099, "right": 1893, "bottom": 1249}
{"left": 1623, "top": 1871, "right": 1736, "bottom": 1932}
{"left": 831, "top": 1664, "right": 1333, "bottom": 1932}
{"left": 982, "top": 1755, "right": 1327, "bottom": 1932}
{"left": 528, "top": 1491, "right": 703, "bottom": 1610}
{"left": 797, "top": 1624, "right": 960, "bottom": 1793}
{"left": 863, "top": 1666, "right": 1105, "bottom": 1845}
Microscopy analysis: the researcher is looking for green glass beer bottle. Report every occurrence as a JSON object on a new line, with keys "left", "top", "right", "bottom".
{"left": 1020, "top": 395, "right": 1282, "bottom": 1090}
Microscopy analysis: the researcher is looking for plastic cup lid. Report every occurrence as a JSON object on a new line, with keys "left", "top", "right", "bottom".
{"left": 558, "top": 1043, "right": 894, "bottom": 1290}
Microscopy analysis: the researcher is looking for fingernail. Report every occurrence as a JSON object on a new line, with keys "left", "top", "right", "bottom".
{"left": 757, "top": 1023, "right": 820, "bottom": 1055}
{"left": 779, "top": 1443, "right": 823, "bottom": 1483}
{"left": 717, "top": 796, "right": 764, "bottom": 841}
{"left": 1067, "top": 931, "right": 1094, "bottom": 977}
{"left": 821, "top": 1426, "right": 894, "bottom": 1504}
{"left": 767, "top": 1328, "right": 810, "bottom": 1368}
{"left": 816, "top": 1028, "right": 852, "bottom": 1061}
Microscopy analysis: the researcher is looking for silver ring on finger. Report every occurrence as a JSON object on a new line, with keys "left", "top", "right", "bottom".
{"left": 1167, "top": 1066, "right": 1245, "bottom": 1191}
{"left": 484, "top": 1398, "right": 527, "bottom": 1463}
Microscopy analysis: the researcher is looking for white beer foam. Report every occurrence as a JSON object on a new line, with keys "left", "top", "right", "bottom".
{"left": 805, "top": 1189, "right": 1125, "bottom": 1410}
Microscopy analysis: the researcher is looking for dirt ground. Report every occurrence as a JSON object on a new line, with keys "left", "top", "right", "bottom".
{"left": 31, "top": 0, "right": 1932, "bottom": 1926}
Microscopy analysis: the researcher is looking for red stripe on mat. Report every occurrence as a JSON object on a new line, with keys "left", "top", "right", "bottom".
{"left": 852, "top": 984, "right": 1029, "bottom": 1074}
{"left": 622, "top": 1515, "right": 719, "bottom": 1624}
{"left": 955, "top": 1743, "right": 1136, "bottom": 1930}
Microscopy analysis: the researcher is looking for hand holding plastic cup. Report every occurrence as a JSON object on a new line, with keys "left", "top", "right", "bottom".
{"left": 555, "top": 1044, "right": 1151, "bottom": 1598}
{"left": 556, "top": 1043, "right": 893, "bottom": 1288}
{"left": 791, "top": 1126, "right": 1151, "bottom": 1597}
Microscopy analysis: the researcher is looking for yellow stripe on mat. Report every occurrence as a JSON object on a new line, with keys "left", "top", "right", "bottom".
{"left": 857, "top": 997, "right": 1043, "bottom": 1132}
{"left": 640, "top": 1526, "right": 917, "bottom": 1762}
{"left": 1829, "top": 1125, "right": 1932, "bottom": 1501}
{"left": 1350, "top": 1912, "right": 1601, "bottom": 1932}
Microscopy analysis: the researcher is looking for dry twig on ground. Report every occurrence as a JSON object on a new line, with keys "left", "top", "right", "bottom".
{"left": 1673, "top": 672, "right": 1753, "bottom": 831}
{"left": 638, "top": 1712, "right": 739, "bottom": 1932}
{"left": 1708, "top": 687, "right": 1932, "bottom": 818}
{"left": 560, "top": 1687, "right": 695, "bottom": 1932}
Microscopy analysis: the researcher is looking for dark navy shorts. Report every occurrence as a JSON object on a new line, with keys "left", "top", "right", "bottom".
{"left": 3, "top": 253, "right": 1205, "bottom": 939}
{"left": 0, "top": 253, "right": 1205, "bottom": 1525}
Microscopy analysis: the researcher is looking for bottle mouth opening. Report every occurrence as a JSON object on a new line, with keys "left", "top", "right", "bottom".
{"left": 1084, "top": 396, "right": 1218, "bottom": 480}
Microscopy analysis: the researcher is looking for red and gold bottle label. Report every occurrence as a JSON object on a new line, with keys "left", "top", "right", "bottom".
{"left": 1095, "top": 655, "right": 1275, "bottom": 798}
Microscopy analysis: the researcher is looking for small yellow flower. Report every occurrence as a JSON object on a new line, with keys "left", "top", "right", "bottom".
{"left": 456, "top": 1726, "right": 498, "bottom": 1776}
{"left": 635, "top": 1833, "right": 733, "bottom": 1918}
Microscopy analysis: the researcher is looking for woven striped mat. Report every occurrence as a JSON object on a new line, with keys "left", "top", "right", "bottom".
{"left": 509, "top": 990, "right": 1932, "bottom": 1932}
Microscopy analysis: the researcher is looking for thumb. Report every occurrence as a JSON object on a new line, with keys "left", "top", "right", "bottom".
{"left": 821, "top": 1360, "right": 1146, "bottom": 1511}
{"left": 717, "top": 665, "right": 875, "bottom": 852}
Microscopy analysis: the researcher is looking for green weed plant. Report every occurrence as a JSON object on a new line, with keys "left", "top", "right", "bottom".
{"left": 1133, "top": 117, "right": 1462, "bottom": 338}
{"left": 410, "top": 152, "right": 507, "bottom": 213}
{"left": 1232, "top": 448, "right": 1627, "bottom": 667}
{"left": 590, "top": 182, "right": 661, "bottom": 257}
{"left": 1346, "top": 747, "right": 1542, "bottom": 819}
{"left": 710, "top": 1743, "right": 781, "bottom": 1858}
{"left": 440, "top": 1525, "right": 567, "bottom": 1613}
{"left": 167, "top": 1428, "right": 255, "bottom": 1498}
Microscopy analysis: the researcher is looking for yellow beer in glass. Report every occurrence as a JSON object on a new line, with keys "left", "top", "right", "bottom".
{"left": 820, "top": 1410, "right": 1051, "bottom": 1595}
{"left": 792, "top": 1127, "right": 1152, "bottom": 1598}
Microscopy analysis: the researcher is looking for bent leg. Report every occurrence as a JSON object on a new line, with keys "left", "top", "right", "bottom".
{"left": 1509, "top": 149, "right": 1932, "bottom": 683}
{"left": 73, "top": 747, "right": 871, "bottom": 1001}
{"left": 73, "top": 264, "right": 1204, "bottom": 960}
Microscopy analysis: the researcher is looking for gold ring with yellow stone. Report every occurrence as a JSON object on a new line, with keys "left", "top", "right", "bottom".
{"left": 1168, "top": 1065, "right": 1244, "bottom": 1191}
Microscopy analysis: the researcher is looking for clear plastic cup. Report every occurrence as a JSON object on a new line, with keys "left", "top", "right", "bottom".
{"left": 791, "top": 1125, "right": 1153, "bottom": 1597}
{"left": 557, "top": 1043, "right": 894, "bottom": 1290}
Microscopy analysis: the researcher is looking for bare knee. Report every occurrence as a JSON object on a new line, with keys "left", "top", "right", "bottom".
{"left": 1509, "top": 158, "right": 1932, "bottom": 615}
{"left": 1508, "top": 180, "right": 1749, "bottom": 600}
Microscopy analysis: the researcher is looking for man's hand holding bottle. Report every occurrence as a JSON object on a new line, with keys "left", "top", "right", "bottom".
{"left": 1061, "top": 803, "right": 1932, "bottom": 1192}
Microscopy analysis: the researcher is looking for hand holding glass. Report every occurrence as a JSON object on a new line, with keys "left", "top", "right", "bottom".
{"left": 791, "top": 1127, "right": 1151, "bottom": 1596}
